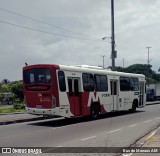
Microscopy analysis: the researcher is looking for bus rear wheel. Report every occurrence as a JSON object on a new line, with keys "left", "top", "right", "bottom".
{"left": 90, "top": 104, "right": 100, "bottom": 119}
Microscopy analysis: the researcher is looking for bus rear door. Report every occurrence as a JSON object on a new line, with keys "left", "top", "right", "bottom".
{"left": 110, "top": 80, "right": 119, "bottom": 111}
{"left": 67, "top": 78, "right": 81, "bottom": 116}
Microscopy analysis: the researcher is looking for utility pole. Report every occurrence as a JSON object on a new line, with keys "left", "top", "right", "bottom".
{"left": 111, "top": 0, "right": 116, "bottom": 70}
{"left": 147, "top": 46, "right": 152, "bottom": 65}
{"left": 102, "top": 0, "right": 116, "bottom": 70}
{"left": 101, "top": 55, "right": 105, "bottom": 68}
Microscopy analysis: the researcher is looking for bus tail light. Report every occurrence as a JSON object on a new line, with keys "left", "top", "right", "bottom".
{"left": 52, "top": 96, "right": 56, "bottom": 108}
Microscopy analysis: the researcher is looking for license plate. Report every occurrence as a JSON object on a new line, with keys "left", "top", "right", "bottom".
{"left": 36, "top": 104, "right": 42, "bottom": 108}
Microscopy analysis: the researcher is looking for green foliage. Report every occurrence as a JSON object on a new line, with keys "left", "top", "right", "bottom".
{"left": 10, "top": 81, "right": 24, "bottom": 102}
{"left": 109, "top": 66, "right": 125, "bottom": 72}
{"left": 0, "top": 80, "right": 24, "bottom": 103}
{"left": 0, "top": 84, "right": 10, "bottom": 93}
{"left": 0, "top": 107, "right": 25, "bottom": 113}
{"left": 114, "top": 64, "right": 160, "bottom": 84}
{"left": 13, "top": 103, "right": 25, "bottom": 109}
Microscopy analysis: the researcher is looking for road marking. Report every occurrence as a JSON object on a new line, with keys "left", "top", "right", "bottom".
{"left": 144, "top": 120, "right": 152, "bottom": 123}
{"left": 57, "top": 146, "right": 63, "bottom": 147}
{"left": 52, "top": 125, "right": 73, "bottom": 130}
{"left": 146, "top": 130, "right": 157, "bottom": 140}
{"left": 155, "top": 117, "right": 160, "bottom": 120}
{"left": 107, "top": 129, "right": 122, "bottom": 134}
{"left": 128, "top": 124, "right": 138, "bottom": 128}
{"left": 52, "top": 127, "right": 63, "bottom": 129}
{"left": 81, "top": 136, "right": 96, "bottom": 141}
{"left": 122, "top": 154, "right": 133, "bottom": 156}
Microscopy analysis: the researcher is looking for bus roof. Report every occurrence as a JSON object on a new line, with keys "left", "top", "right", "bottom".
{"left": 23, "top": 64, "right": 145, "bottom": 78}
{"left": 59, "top": 65, "right": 145, "bottom": 78}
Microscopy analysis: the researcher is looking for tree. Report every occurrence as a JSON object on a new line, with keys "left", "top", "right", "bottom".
{"left": 1, "top": 79, "right": 10, "bottom": 84}
{"left": 10, "top": 81, "right": 23, "bottom": 102}
{"left": 113, "top": 64, "right": 160, "bottom": 84}
{"left": 0, "top": 84, "right": 10, "bottom": 93}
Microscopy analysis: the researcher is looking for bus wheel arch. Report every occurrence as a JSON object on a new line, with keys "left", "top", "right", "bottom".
{"left": 90, "top": 102, "right": 101, "bottom": 119}
{"left": 129, "top": 99, "right": 138, "bottom": 113}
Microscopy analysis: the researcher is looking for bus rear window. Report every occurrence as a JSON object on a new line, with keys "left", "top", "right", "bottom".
{"left": 23, "top": 68, "right": 51, "bottom": 84}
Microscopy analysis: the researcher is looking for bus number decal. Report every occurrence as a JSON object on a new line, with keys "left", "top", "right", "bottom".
{"left": 102, "top": 94, "right": 110, "bottom": 97}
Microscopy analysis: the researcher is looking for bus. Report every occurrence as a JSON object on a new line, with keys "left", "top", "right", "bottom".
{"left": 23, "top": 64, "right": 146, "bottom": 119}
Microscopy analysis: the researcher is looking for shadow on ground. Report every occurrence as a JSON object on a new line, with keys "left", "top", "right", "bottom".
{"left": 29, "top": 110, "right": 145, "bottom": 128}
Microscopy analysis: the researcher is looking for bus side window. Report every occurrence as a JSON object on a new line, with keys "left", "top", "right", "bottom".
{"left": 130, "top": 77, "right": 139, "bottom": 91}
{"left": 68, "top": 79, "right": 73, "bottom": 96}
{"left": 74, "top": 79, "right": 79, "bottom": 96}
{"left": 82, "top": 73, "right": 94, "bottom": 92}
{"left": 95, "top": 75, "right": 108, "bottom": 91}
{"left": 120, "top": 77, "right": 130, "bottom": 91}
{"left": 58, "top": 71, "right": 66, "bottom": 92}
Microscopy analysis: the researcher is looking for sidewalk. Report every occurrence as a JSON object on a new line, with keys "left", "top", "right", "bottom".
{"left": 146, "top": 101, "right": 160, "bottom": 105}
{"left": 0, "top": 112, "right": 48, "bottom": 125}
{"left": 128, "top": 127, "right": 160, "bottom": 156}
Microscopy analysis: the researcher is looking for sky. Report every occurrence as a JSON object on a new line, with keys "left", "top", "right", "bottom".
{"left": 0, "top": 0, "right": 160, "bottom": 81}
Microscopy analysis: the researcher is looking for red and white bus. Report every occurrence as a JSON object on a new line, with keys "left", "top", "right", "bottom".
{"left": 23, "top": 64, "right": 146, "bottom": 119}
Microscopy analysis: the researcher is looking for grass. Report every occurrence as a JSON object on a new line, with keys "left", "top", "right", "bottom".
{"left": 0, "top": 107, "right": 25, "bottom": 113}
{"left": 0, "top": 103, "right": 25, "bottom": 113}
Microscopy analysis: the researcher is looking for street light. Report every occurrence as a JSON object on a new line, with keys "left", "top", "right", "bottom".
{"left": 102, "top": 37, "right": 111, "bottom": 40}
{"left": 146, "top": 46, "right": 152, "bottom": 86}
{"left": 123, "top": 58, "right": 124, "bottom": 68}
{"left": 147, "top": 46, "right": 152, "bottom": 65}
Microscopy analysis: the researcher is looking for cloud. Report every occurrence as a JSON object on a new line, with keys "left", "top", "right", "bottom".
{"left": 0, "top": 0, "right": 160, "bottom": 81}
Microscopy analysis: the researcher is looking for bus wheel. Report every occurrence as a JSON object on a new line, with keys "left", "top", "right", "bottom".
{"left": 129, "top": 101, "right": 137, "bottom": 113}
{"left": 90, "top": 104, "right": 100, "bottom": 119}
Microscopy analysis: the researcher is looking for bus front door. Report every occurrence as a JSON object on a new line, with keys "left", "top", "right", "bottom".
{"left": 110, "top": 80, "right": 119, "bottom": 111}
{"left": 139, "top": 81, "right": 145, "bottom": 107}
{"left": 68, "top": 78, "right": 81, "bottom": 116}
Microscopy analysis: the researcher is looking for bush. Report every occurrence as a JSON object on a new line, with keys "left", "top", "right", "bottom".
{"left": 13, "top": 103, "right": 25, "bottom": 109}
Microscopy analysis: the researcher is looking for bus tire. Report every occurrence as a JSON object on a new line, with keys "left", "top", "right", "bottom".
{"left": 129, "top": 100, "right": 137, "bottom": 113}
{"left": 90, "top": 104, "right": 100, "bottom": 119}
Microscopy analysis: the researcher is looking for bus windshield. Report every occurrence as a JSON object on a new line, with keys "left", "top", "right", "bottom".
{"left": 23, "top": 68, "right": 51, "bottom": 84}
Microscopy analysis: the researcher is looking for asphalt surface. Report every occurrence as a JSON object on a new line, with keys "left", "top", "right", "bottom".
{"left": 0, "top": 102, "right": 160, "bottom": 156}
{"left": 0, "top": 101, "right": 159, "bottom": 125}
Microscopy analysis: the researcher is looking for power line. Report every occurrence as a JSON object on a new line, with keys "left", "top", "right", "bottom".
{"left": 0, "top": 20, "right": 103, "bottom": 42}
{"left": 0, "top": 7, "right": 97, "bottom": 39}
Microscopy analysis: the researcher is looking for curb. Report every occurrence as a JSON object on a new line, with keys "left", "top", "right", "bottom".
{"left": 146, "top": 102, "right": 160, "bottom": 105}
{"left": 0, "top": 112, "right": 26, "bottom": 115}
{"left": 0, "top": 116, "right": 49, "bottom": 126}
{"left": 125, "top": 128, "right": 159, "bottom": 156}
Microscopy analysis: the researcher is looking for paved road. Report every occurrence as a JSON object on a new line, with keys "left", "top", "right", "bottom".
{"left": 0, "top": 104, "right": 160, "bottom": 155}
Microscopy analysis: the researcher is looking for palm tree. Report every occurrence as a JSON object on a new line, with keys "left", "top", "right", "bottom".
{"left": 1, "top": 79, "right": 10, "bottom": 84}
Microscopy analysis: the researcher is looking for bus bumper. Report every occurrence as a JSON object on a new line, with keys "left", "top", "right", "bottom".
{"left": 25, "top": 107, "right": 60, "bottom": 116}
